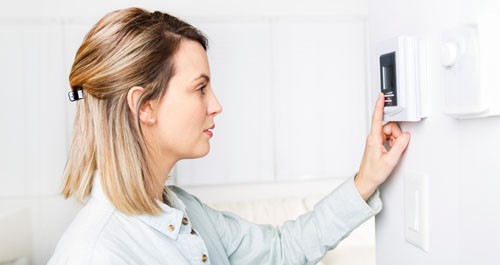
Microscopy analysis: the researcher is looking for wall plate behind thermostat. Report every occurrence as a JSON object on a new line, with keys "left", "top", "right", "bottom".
{"left": 441, "top": 15, "right": 500, "bottom": 119}
{"left": 375, "top": 36, "right": 428, "bottom": 122}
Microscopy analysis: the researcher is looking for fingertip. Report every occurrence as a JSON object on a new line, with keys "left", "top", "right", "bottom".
{"left": 371, "top": 93, "right": 385, "bottom": 133}
{"left": 394, "top": 134, "right": 409, "bottom": 151}
{"left": 376, "top": 93, "right": 384, "bottom": 108}
{"left": 399, "top": 133, "right": 411, "bottom": 149}
{"left": 393, "top": 126, "right": 402, "bottom": 137}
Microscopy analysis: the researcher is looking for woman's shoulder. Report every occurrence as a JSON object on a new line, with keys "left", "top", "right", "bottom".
{"left": 47, "top": 199, "right": 118, "bottom": 265}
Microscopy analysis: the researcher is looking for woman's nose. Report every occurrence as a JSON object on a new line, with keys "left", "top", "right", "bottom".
{"left": 209, "top": 92, "right": 223, "bottom": 116}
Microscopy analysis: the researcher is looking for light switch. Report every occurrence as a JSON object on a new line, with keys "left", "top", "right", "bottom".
{"left": 404, "top": 171, "right": 429, "bottom": 252}
{"left": 409, "top": 189, "right": 420, "bottom": 232}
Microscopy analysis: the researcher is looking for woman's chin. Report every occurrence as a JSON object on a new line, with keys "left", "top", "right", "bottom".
{"left": 192, "top": 142, "right": 210, "bottom": 158}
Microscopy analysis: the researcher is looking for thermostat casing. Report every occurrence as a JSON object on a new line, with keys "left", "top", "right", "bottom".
{"left": 376, "top": 36, "right": 428, "bottom": 122}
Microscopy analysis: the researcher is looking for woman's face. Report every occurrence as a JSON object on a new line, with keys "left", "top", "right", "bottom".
{"left": 153, "top": 39, "right": 222, "bottom": 161}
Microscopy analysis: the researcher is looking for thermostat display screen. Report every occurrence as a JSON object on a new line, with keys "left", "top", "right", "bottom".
{"left": 379, "top": 52, "right": 398, "bottom": 107}
{"left": 383, "top": 65, "right": 395, "bottom": 90}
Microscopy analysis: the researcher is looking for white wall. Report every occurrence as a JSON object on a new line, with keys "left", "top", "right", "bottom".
{"left": 176, "top": 16, "right": 369, "bottom": 185}
{"left": 0, "top": 0, "right": 367, "bottom": 19}
{"left": 367, "top": 0, "right": 500, "bottom": 264}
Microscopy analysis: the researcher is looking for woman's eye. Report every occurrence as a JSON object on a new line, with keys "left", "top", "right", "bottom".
{"left": 197, "top": 84, "right": 207, "bottom": 94}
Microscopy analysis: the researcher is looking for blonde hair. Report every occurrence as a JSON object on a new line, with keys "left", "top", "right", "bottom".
{"left": 61, "top": 7, "right": 208, "bottom": 215}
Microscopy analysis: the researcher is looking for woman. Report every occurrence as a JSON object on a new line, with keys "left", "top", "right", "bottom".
{"left": 48, "top": 7, "right": 410, "bottom": 265}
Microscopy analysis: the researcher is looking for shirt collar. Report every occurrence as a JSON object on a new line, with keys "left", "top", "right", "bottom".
{"left": 90, "top": 170, "right": 187, "bottom": 240}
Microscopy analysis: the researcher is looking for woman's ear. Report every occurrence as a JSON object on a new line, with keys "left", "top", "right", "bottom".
{"left": 127, "top": 86, "right": 155, "bottom": 125}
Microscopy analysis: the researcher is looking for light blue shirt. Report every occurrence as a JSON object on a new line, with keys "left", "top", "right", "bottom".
{"left": 47, "top": 171, "right": 382, "bottom": 265}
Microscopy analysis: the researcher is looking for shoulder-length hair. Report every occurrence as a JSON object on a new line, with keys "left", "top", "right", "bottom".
{"left": 61, "top": 7, "right": 208, "bottom": 215}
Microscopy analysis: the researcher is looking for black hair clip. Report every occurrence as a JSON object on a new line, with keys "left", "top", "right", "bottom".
{"left": 68, "top": 87, "right": 84, "bottom": 102}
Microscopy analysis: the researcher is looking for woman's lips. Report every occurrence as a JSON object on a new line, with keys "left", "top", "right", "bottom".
{"left": 204, "top": 130, "right": 213, "bottom": 137}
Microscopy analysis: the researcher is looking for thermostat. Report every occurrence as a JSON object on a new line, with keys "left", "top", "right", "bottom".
{"left": 375, "top": 36, "right": 428, "bottom": 122}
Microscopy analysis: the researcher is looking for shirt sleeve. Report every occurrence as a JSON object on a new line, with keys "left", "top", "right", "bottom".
{"left": 197, "top": 173, "right": 382, "bottom": 265}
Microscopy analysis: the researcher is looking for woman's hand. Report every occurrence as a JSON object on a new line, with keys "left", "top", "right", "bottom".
{"left": 354, "top": 92, "right": 411, "bottom": 201}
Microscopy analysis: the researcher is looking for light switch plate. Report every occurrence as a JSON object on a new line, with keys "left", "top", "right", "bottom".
{"left": 404, "top": 171, "right": 429, "bottom": 252}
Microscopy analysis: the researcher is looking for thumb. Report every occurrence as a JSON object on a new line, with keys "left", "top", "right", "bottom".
{"left": 385, "top": 132, "right": 410, "bottom": 165}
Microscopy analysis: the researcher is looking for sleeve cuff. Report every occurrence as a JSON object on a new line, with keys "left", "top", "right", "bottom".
{"left": 313, "top": 173, "right": 383, "bottom": 235}
{"left": 365, "top": 187, "right": 383, "bottom": 215}
{"left": 336, "top": 173, "right": 383, "bottom": 216}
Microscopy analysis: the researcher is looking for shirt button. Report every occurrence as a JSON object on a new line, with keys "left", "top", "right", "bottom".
{"left": 168, "top": 224, "right": 174, "bottom": 231}
{"left": 182, "top": 217, "right": 188, "bottom": 225}
{"left": 201, "top": 254, "right": 207, "bottom": 262}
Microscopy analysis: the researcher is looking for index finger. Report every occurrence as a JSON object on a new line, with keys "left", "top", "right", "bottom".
{"left": 370, "top": 92, "right": 385, "bottom": 134}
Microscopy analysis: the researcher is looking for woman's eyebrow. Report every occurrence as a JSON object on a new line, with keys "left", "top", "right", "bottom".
{"left": 192, "top": 74, "right": 210, "bottom": 83}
